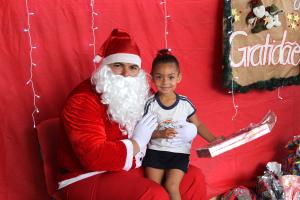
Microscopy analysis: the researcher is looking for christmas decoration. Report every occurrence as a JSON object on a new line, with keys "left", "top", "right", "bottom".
{"left": 231, "top": 8, "right": 241, "bottom": 23}
{"left": 265, "top": 4, "right": 282, "bottom": 29}
{"left": 280, "top": 175, "right": 300, "bottom": 200}
{"left": 287, "top": 12, "right": 299, "bottom": 31}
{"left": 24, "top": 0, "right": 40, "bottom": 128}
{"left": 246, "top": 0, "right": 267, "bottom": 33}
{"left": 160, "top": 0, "right": 171, "bottom": 50}
{"left": 256, "top": 162, "right": 284, "bottom": 200}
{"left": 246, "top": 1, "right": 282, "bottom": 33}
{"left": 89, "top": 0, "right": 99, "bottom": 69}
{"left": 221, "top": 186, "right": 256, "bottom": 200}
{"left": 223, "top": 0, "right": 300, "bottom": 93}
{"left": 284, "top": 136, "right": 300, "bottom": 175}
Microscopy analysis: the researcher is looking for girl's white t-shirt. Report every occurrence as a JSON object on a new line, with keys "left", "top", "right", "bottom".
{"left": 144, "top": 93, "right": 196, "bottom": 154}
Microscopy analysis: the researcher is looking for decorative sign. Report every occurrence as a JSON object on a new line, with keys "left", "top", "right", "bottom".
{"left": 223, "top": 0, "right": 300, "bottom": 92}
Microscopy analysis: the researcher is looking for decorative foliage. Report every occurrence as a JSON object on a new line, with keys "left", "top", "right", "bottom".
{"left": 287, "top": 13, "right": 300, "bottom": 30}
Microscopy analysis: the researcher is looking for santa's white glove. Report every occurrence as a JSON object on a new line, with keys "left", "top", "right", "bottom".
{"left": 168, "top": 121, "right": 197, "bottom": 145}
{"left": 132, "top": 113, "right": 158, "bottom": 149}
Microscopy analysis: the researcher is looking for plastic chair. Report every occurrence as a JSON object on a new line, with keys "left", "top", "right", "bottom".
{"left": 36, "top": 118, "right": 63, "bottom": 200}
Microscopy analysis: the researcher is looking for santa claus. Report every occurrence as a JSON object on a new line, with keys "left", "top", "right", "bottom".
{"left": 56, "top": 28, "right": 207, "bottom": 199}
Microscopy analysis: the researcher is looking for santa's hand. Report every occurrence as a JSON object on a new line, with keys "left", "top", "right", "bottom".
{"left": 168, "top": 121, "right": 197, "bottom": 145}
{"left": 132, "top": 113, "right": 158, "bottom": 149}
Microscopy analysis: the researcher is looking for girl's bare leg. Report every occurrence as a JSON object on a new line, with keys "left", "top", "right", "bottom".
{"left": 145, "top": 167, "right": 165, "bottom": 184}
{"left": 164, "top": 169, "right": 185, "bottom": 200}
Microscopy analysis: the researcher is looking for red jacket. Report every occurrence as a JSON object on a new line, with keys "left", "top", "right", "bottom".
{"left": 57, "top": 79, "right": 137, "bottom": 182}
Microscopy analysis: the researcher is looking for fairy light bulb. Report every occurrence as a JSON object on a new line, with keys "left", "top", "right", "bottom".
{"left": 160, "top": 0, "right": 170, "bottom": 49}
{"left": 89, "top": 0, "right": 99, "bottom": 70}
{"left": 24, "top": 0, "right": 39, "bottom": 128}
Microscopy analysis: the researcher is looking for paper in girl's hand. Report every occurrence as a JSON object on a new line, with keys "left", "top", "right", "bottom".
{"left": 196, "top": 111, "right": 277, "bottom": 158}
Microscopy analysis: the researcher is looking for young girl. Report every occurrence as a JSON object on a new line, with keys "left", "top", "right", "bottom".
{"left": 142, "top": 49, "right": 218, "bottom": 200}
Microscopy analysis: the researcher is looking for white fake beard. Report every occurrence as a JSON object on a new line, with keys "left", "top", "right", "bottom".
{"left": 91, "top": 65, "right": 149, "bottom": 137}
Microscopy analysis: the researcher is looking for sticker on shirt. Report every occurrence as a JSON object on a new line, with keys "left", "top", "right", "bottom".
{"left": 158, "top": 119, "right": 184, "bottom": 130}
{"left": 158, "top": 119, "right": 176, "bottom": 130}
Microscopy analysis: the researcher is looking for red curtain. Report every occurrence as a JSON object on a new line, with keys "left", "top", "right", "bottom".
{"left": 0, "top": 0, "right": 299, "bottom": 199}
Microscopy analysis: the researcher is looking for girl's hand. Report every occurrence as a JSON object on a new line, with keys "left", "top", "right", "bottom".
{"left": 209, "top": 136, "right": 225, "bottom": 145}
{"left": 159, "top": 128, "right": 176, "bottom": 138}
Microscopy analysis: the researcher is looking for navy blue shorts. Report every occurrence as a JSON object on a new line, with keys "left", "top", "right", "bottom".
{"left": 142, "top": 149, "right": 190, "bottom": 173}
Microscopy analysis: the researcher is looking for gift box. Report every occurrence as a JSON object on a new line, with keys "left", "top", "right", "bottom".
{"left": 256, "top": 162, "right": 284, "bottom": 200}
{"left": 283, "top": 136, "right": 300, "bottom": 175}
{"left": 197, "top": 111, "right": 277, "bottom": 158}
{"left": 280, "top": 175, "right": 300, "bottom": 200}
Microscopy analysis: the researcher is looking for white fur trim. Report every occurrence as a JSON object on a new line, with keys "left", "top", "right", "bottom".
{"left": 58, "top": 139, "right": 134, "bottom": 189}
{"left": 121, "top": 139, "right": 133, "bottom": 170}
{"left": 134, "top": 146, "right": 146, "bottom": 168}
{"left": 58, "top": 171, "right": 105, "bottom": 189}
{"left": 102, "top": 53, "right": 141, "bottom": 68}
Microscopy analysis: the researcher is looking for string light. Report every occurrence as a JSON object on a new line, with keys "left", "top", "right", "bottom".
{"left": 160, "top": 0, "right": 170, "bottom": 49}
{"left": 230, "top": 77, "right": 239, "bottom": 120}
{"left": 277, "top": 86, "right": 284, "bottom": 100}
{"left": 24, "top": 0, "right": 39, "bottom": 128}
{"left": 90, "top": 0, "right": 98, "bottom": 70}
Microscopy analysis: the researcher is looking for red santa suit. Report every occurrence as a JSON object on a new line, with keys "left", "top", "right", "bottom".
{"left": 56, "top": 79, "right": 208, "bottom": 200}
{"left": 57, "top": 78, "right": 136, "bottom": 179}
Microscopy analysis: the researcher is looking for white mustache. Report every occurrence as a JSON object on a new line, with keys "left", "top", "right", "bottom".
{"left": 91, "top": 65, "right": 149, "bottom": 136}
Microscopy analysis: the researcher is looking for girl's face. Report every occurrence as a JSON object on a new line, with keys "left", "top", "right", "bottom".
{"left": 151, "top": 62, "right": 181, "bottom": 95}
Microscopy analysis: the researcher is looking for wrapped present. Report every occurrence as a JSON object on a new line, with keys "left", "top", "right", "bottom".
{"left": 197, "top": 111, "right": 277, "bottom": 158}
{"left": 256, "top": 162, "right": 284, "bottom": 200}
{"left": 221, "top": 186, "right": 256, "bottom": 200}
{"left": 283, "top": 136, "right": 300, "bottom": 175}
{"left": 280, "top": 175, "right": 300, "bottom": 200}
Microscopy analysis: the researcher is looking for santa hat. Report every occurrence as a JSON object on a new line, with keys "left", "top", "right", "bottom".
{"left": 94, "top": 28, "right": 141, "bottom": 68}
{"left": 249, "top": 0, "right": 263, "bottom": 8}
{"left": 267, "top": 4, "right": 282, "bottom": 15}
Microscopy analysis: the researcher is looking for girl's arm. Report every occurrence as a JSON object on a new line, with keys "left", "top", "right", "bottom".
{"left": 188, "top": 114, "right": 216, "bottom": 143}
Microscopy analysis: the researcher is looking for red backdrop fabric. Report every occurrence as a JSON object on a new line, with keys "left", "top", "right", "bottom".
{"left": 0, "top": 0, "right": 299, "bottom": 199}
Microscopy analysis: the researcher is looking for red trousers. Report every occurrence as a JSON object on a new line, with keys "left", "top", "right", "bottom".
{"left": 58, "top": 165, "right": 207, "bottom": 200}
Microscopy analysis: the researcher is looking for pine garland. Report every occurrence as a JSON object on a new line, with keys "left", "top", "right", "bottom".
{"left": 222, "top": 0, "right": 300, "bottom": 93}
